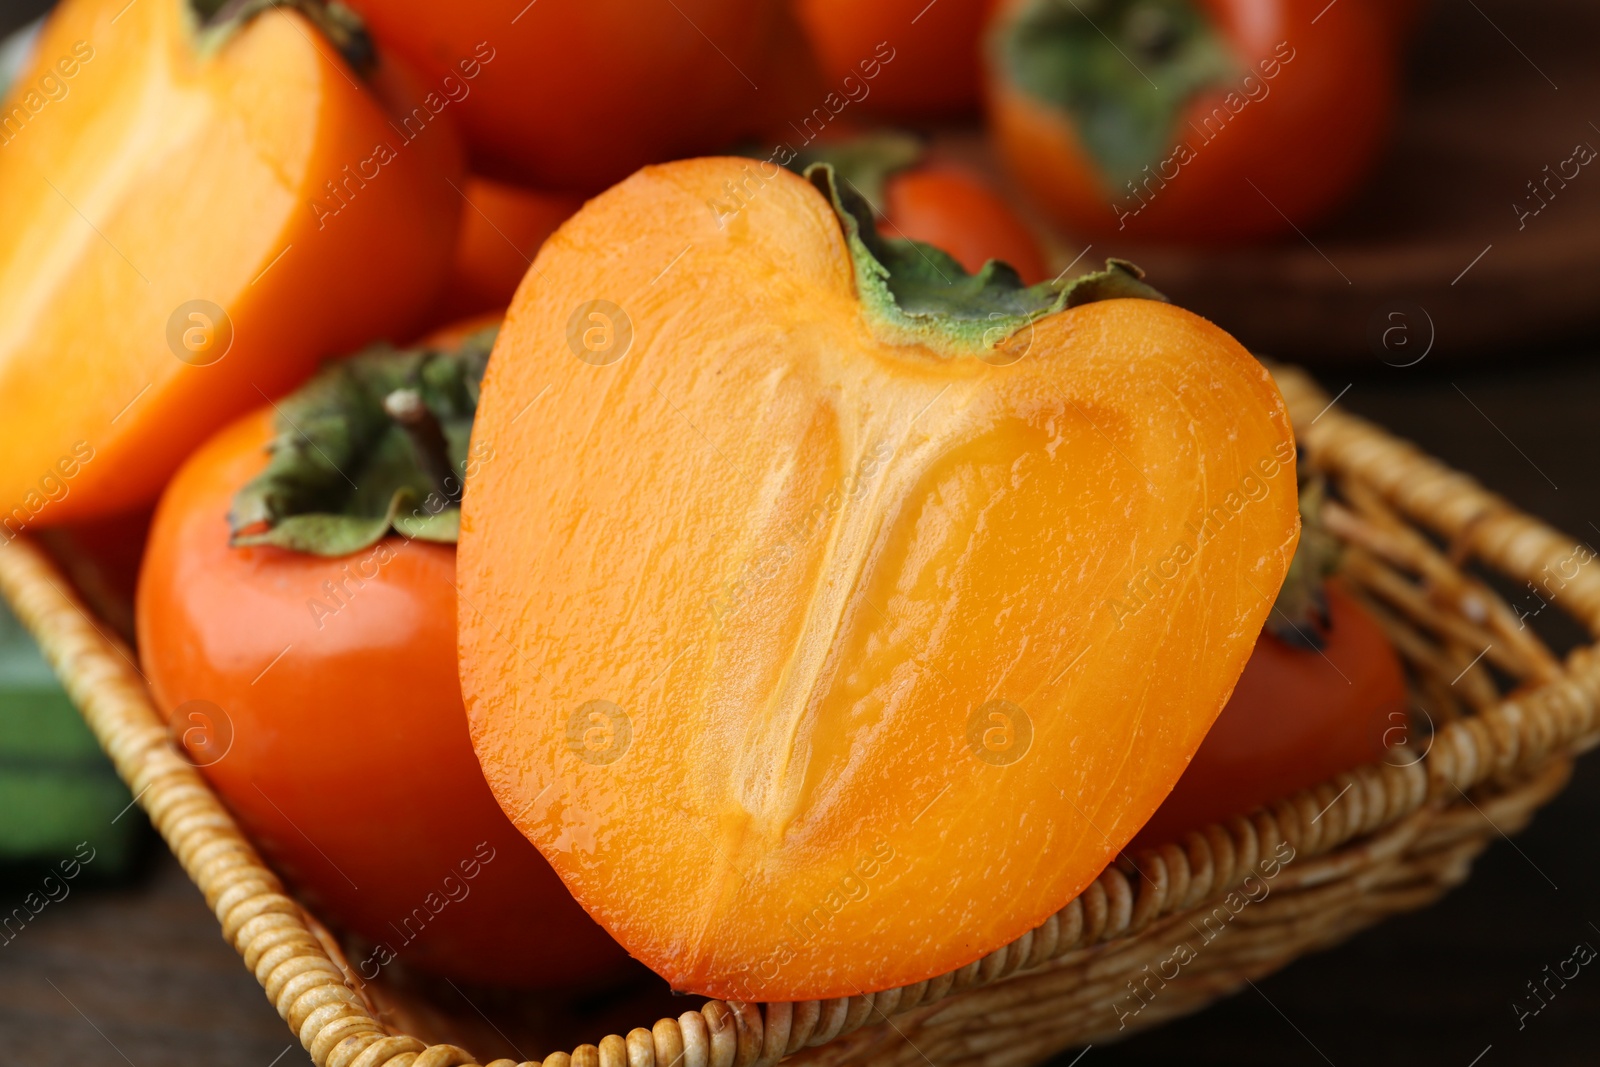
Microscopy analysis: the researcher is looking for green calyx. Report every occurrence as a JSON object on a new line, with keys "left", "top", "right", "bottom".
{"left": 806, "top": 162, "right": 1166, "bottom": 357}
{"left": 995, "top": 0, "right": 1237, "bottom": 187}
{"left": 190, "top": 0, "right": 374, "bottom": 73}
{"left": 229, "top": 326, "right": 496, "bottom": 557}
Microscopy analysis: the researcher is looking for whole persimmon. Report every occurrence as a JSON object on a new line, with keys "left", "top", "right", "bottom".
{"left": 458, "top": 157, "right": 1301, "bottom": 1001}
{"left": 137, "top": 325, "right": 638, "bottom": 990}
{"left": 1134, "top": 482, "right": 1407, "bottom": 847}
{"left": 1134, "top": 581, "right": 1405, "bottom": 847}
{"left": 985, "top": 0, "right": 1397, "bottom": 241}
{"left": 341, "top": 0, "right": 782, "bottom": 192}
{"left": 0, "top": 0, "right": 462, "bottom": 529}
{"left": 887, "top": 165, "right": 1049, "bottom": 283}
{"left": 793, "top": 0, "right": 994, "bottom": 120}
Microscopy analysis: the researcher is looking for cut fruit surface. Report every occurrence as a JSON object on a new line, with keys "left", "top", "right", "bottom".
{"left": 458, "top": 157, "right": 1299, "bottom": 1001}
{"left": 0, "top": 0, "right": 461, "bottom": 525}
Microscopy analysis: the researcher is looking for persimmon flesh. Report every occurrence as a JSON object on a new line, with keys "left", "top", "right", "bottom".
{"left": 459, "top": 157, "right": 1299, "bottom": 1001}
{"left": 0, "top": 0, "right": 461, "bottom": 525}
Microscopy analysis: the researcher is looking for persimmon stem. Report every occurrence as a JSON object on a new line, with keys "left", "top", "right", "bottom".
{"left": 385, "top": 389, "right": 462, "bottom": 506}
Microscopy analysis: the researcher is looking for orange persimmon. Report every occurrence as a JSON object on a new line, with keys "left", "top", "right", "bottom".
{"left": 793, "top": 0, "right": 994, "bottom": 120}
{"left": 137, "top": 325, "right": 637, "bottom": 988}
{"left": 341, "top": 0, "right": 781, "bottom": 193}
{"left": 0, "top": 0, "right": 462, "bottom": 531}
{"left": 458, "top": 157, "right": 1300, "bottom": 1000}
{"left": 1133, "top": 580, "right": 1405, "bottom": 848}
{"left": 985, "top": 0, "right": 1397, "bottom": 242}
{"left": 434, "top": 176, "right": 582, "bottom": 323}
{"left": 886, "top": 165, "right": 1049, "bottom": 283}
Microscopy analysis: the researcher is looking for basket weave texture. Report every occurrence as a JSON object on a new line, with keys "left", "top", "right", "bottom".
{"left": 2, "top": 366, "right": 1597, "bottom": 1067}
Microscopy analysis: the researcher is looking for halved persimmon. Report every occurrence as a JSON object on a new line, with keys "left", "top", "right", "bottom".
{"left": 0, "top": 0, "right": 461, "bottom": 528}
{"left": 1133, "top": 479, "right": 1407, "bottom": 848}
{"left": 458, "top": 157, "right": 1299, "bottom": 1001}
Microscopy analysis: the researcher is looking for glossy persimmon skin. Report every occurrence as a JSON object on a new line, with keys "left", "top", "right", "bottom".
{"left": 434, "top": 177, "right": 582, "bottom": 324}
{"left": 342, "top": 0, "right": 780, "bottom": 192}
{"left": 1133, "top": 581, "right": 1405, "bottom": 848}
{"left": 794, "top": 0, "right": 995, "bottom": 119}
{"left": 986, "top": 0, "right": 1397, "bottom": 242}
{"left": 459, "top": 157, "right": 1299, "bottom": 1001}
{"left": 136, "top": 409, "right": 637, "bottom": 989}
{"left": 0, "top": 0, "right": 462, "bottom": 527}
{"left": 885, "top": 164, "right": 1048, "bottom": 283}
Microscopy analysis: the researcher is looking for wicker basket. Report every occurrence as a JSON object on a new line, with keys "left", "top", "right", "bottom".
{"left": 3, "top": 365, "right": 1597, "bottom": 1067}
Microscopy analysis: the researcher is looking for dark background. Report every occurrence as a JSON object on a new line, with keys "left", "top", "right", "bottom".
{"left": 1, "top": 1, "right": 1597, "bottom": 1064}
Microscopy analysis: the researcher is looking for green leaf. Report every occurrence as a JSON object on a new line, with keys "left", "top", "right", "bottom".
{"left": 230, "top": 325, "right": 496, "bottom": 558}
{"left": 395, "top": 509, "right": 461, "bottom": 543}
{"left": 806, "top": 163, "right": 1165, "bottom": 357}
{"left": 994, "top": 0, "right": 1238, "bottom": 187}
{"left": 233, "top": 506, "right": 403, "bottom": 557}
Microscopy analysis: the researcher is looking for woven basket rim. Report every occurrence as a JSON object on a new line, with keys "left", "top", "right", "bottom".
{"left": 2, "top": 363, "right": 1597, "bottom": 1067}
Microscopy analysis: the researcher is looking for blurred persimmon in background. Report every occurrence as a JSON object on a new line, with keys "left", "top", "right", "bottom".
{"left": 984, "top": 0, "right": 1398, "bottom": 242}
{"left": 433, "top": 176, "right": 581, "bottom": 323}
{"left": 793, "top": 0, "right": 994, "bottom": 120}
{"left": 343, "top": 0, "right": 783, "bottom": 193}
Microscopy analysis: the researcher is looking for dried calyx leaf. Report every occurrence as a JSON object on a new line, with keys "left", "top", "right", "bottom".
{"left": 229, "top": 326, "right": 496, "bottom": 557}
{"left": 190, "top": 0, "right": 375, "bottom": 72}
{"left": 806, "top": 162, "right": 1166, "bottom": 357}
{"left": 1266, "top": 472, "right": 1343, "bottom": 650}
